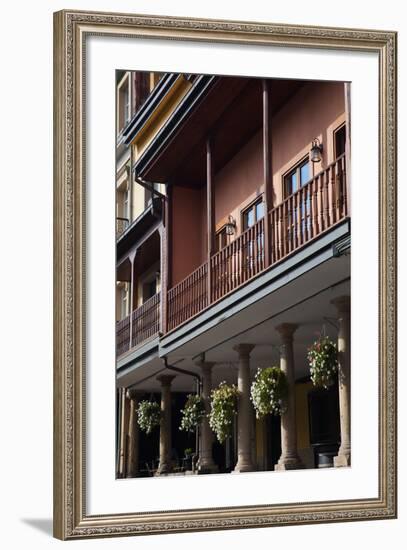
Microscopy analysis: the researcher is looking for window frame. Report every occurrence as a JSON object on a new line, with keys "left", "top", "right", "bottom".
{"left": 333, "top": 122, "right": 346, "bottom": 160}
{"left": 119, "top": 282, "right": 129, "bottom": 320}
{"left": 241, "top": 195, "right": 265, "bottom": 232}
{"left": 117, "top": 72, "right": 131, "bottom": 133}
{"left": 215, "top": 225, "right": 229, "bottom": 252}
{"left": 283, "top": 155, "right": 311, "bottom": 199}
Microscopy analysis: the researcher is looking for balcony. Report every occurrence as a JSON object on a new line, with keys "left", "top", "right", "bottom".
{"left": 116, "top": 217, "right": 130, "bottom": 237}
{"left": 167, "top": 154, "right": 348, "bottom": 331}
{"left": 116, "top": 292, "right": 160, "bottom": 356}
{"left": 117, "top": 154, "right": 348, "bottom": 356}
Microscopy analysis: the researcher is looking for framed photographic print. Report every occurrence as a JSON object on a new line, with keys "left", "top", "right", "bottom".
{"left": 53, "top": 9, "right": 397, "bottom": 540}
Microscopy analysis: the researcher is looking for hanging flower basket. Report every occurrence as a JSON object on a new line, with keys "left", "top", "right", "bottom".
{"left": 137, "top": 400, "right": 161, "bottom": 434}
{"left": 307, "top": 335, "right": 338, "bottom": 389}
{"left": 250, "top": 367, "right": 289, "bottom": 419}
{"left": 208, "top": 382, "right": 239, "bottom": 443}
{"left": 179, "top": 394, "right": 205, "bottom": 433}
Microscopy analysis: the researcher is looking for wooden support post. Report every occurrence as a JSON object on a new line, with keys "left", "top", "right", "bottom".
{"left": 262, "top": 79, "right": 272, "bottom": 268}
{"left": 129, "top": 254, "right": 135, "bottom": 348}
{"left": 344, "top": 82, "right": 351, "bottom": 216}
{"left": 206, "top": 138, "right": 215, "bottom": 304}
{"left": 162, "top": 187, "right": 172, "bottom": 334}
{"left": 118, "top": 388, "right": 130, "bottom": 477}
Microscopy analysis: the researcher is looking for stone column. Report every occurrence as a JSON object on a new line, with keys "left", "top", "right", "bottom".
{"left": 156, "top": 374, "right": 176, "bottom": 475}
{"left": 331, "top": 296, "right": 351, "bottom": 467}
{"left": 126, "top": 388, "right": 140, "bottom": 477}
{"left": 196, "top": 361, "right": 218, "bottom": 473}
{"left": 275, "top": 323, "right": 304, "bottom": 470}
{"left": 233, "top": 344, "right": 256, "bottom": 473}
{"left": 118, "top": 388, "right": 130, "bottom": 478}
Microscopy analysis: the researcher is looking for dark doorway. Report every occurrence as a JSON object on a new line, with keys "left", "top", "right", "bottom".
{"left": 308, "top": 383, "right": 341, "bottom": 467}
{"left": 171, "top": 392, "right": 197, "bottom": 469}
{"left": 265, "top": 413, "right": 282, "bottom": 470}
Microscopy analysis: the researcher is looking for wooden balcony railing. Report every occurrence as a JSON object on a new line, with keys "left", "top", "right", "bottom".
{"left": 116, "top": 292, "right": 160, "bottom": 357}
{"left": 211, "top": 217, "right": 265, "bottom": 301}
{"left": 270, "top": 154, "right": 347, "bottom": 261}
{"left": 131, "top": 292, "right": 160, "bottom": 347}
{"left": 167, "top": 154, "right": 348, "bottom": 332}
{"left": 167, "top": 263, "right": 208, "bottom": 331}
{"left": 116, "top": 315, "right": 131, "bottom": 356}
{"left": 116, "top": 155, "right": 348, "bottom": 354}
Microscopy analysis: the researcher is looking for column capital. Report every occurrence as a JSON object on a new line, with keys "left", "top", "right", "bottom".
{"left": 156, "top": 374, "right": 176, "bottom": 387}
{"left": 233, "top": 343, "right": 255, "bottom": 357}
{"left": 126, "top": 388, "right": 139, "bottom": 401}
{"left": 195, "top": 360, "right": 216, "bottom": 373}
{"left": 331, "top": 295, "right": 350, "bottom": 314}
{"left": 275, "top": 323, "right": 298, "bottom": 341}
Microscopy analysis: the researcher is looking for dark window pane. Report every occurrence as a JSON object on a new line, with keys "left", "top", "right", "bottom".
{"left": 335, "top": 125, "right": 346, "bottom": 158}
{"left": 284, "top": 173, "right": 295, "bottom": 197}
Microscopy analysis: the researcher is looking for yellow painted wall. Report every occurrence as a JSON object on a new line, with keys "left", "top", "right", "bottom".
{"left": 253, "top": 380, "right": 313, "bottom": 470}
{"left": 295, "top": 381, "right": 312, "bottom": 450}
{"left": 132, "top": 181, "right": 145, "bottom": 221}
{"left": 132, "top": 75, "right": 192, "bottom": 160}
{"left": 127, "top": 74, "right": 191, "bottom": 223}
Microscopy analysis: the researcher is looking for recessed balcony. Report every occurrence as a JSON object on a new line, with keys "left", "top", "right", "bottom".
{"left": 116, "top": 154, "right": 348, "bottom": 356}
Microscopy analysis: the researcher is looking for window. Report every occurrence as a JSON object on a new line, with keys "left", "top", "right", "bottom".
{"left": 120, "top": 283, "right": 129, "bottom": 320}
{"left": 117, "top": 74, "right": 131, "bottom": 132}
{"left": 215, "top": 226, "right": 228, "bottom": 252}
{"left": 334, "top": 124, "right": 346, "bottom": 158}
{"left": 242, "top": 198, "right": 264, "bottom": 230}
{"left": 123, "top": 187, "right": 129, "bottom": 220}
{"left": 284, "top": 158, "right": 310, "bottom": 198}
{"left": 241, "top": 198, "right": 265, "bottom": 272}
{"left": 283, "top": 158, "right": 313, "bottom": 240}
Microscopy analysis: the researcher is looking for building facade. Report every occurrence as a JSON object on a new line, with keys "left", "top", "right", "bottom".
{"left": 115, "top": 72, "right": 351, "bottom": 478}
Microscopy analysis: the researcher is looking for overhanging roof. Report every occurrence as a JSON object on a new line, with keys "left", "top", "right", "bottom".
{"left": 134, "top": 75, "right": 303, "bottom": 187}
{"left": 116, "top": 198, "right": 162, "bottom": 261}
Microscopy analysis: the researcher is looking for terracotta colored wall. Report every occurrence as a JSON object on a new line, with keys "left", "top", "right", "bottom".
{"left": 214, "top": 80, "right": 345, "bottom": 223}
{"left": 215, "top": 131, "right": 264, "bottom": 232}
{"left": 170, "top": 81, "right": 345, "bottom": 284}
{"left": 272, "top": 81, "right": 345, "bottom": 205}
{"left": 171, "top": 185, "right": 206, "bottom": 285}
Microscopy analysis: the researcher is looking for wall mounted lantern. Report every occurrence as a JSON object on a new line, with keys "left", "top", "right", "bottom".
{"left": 310, "top": 138, "right": 323, "bottom": 163}
{"left": 225, "top": 215, "right": 237, "bottom": 236}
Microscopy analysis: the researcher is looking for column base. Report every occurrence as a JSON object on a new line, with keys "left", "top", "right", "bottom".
{"left": 155, "top": 464, "right": 172, "bottom": 476}
{"left": 274, "top": 456, "right": 304, "bottom": 471}
{"left": 233, "top": 461, "right": 256, "bottom": 473}
{"left": 334, "top": 453, "right": 351, "bottom": 467}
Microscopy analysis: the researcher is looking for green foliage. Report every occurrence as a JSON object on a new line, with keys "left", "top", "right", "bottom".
{"left": 307, "top": 335, "right": 338, "bottom": 389}
{"left": 250, "top": 367, "right": 289, "bottom": 419}
{"left": 179, "top": 394, "right": 205, "bottom": 433}
{"left": 137, "top": 400, "right": 161, "bottom": 434}
{"left": 208, "top": 382, "right": 239, "bottom": 443}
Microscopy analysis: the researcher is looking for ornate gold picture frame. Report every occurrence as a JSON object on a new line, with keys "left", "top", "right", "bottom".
{"left": 53, "top": 9, "right": 397, "bottom": 540}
